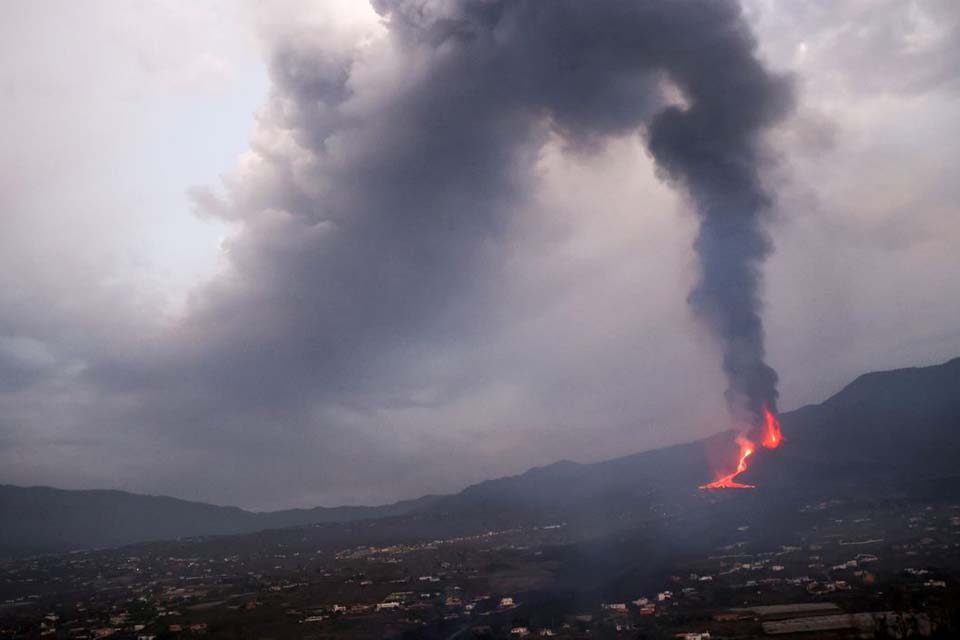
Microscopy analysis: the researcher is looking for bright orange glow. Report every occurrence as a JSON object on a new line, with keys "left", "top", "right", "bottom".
{"left": 700, "top": 406, "right": 782, "bottom": 490}
{"left": 760, "top": 405, "right": 782, "bottom": 449}
{"left": 699, "top": 435, "right": 756, "bottom": 489}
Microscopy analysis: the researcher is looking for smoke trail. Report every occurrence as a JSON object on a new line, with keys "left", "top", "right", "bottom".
{"left": 642, "top": 15, "right": 794, "bottom": 425}
{"left": 373, "top": 0, "right": 794, "bottom": 427}
{"left": 136, "top": 0, "right": 792, "bottom": 467}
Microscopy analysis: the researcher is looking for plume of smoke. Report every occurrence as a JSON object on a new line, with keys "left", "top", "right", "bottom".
{"left": 372, "top": 0, "right": 794, "bottom": 427}
{"left": 99, "top": 0, "right": 792, "bottom": 470}
{"left": 641, "top": 14, "right": 794, "bottom": 425}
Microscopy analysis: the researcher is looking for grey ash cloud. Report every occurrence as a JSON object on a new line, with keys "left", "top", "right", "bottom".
{"left": 94, "top": 0, "right": 790, "bottom": 496}
{"left": 203, "top": 0, "right": 792, "bottom": 423}
{"left": 3, "top": 0, "right": 957, "bottom": 508}
{"left": 642, "top": 17, "right": 794, "bottom": 423}
{"left": 375, "top": 0, "right": 794, "bottom": 429}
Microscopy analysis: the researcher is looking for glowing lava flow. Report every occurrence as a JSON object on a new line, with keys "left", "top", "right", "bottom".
{"left": 699, "top": 435, "right": 756, "bottom": 489}
{"left": 699, "top": 405, "right": 782, "bottom": 490}
{"left": 760, "top": 405, "right": 782, "bottom": 449}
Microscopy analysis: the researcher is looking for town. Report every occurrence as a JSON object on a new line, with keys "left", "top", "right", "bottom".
{"left": 3, "top": 493, "right": 958, "bottom": 639}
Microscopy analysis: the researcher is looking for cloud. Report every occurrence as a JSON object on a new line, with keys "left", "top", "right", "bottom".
{"left": 84, "top": 0, "right": 780, "bottom": 501}
{"left": 749, "top": 0, "right": 960, "bottom": 405}
{"left": 745, "top": 0, "right": 960, "bottom": 96}
{"left": 1, "top": 0, "right": 958, "bottom": 509}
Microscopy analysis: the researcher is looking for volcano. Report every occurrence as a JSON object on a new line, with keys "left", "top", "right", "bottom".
{"left": 1, "top": 357, "right": 958, "bottom": 559}
{"left": 699, "top": 405, "right": 783, "bottom": 490}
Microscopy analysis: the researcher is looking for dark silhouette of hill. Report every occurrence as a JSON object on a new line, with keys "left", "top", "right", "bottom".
{"left": 419, "top": 357, "right": 960, "bottom": 524}
{"left": 745, "top": 355, "right": 960, "bottom": 489}
{"left": 2, "top": 356, "right": 958, "bottom": 558}
{"left": 0, "top": 486, "right": 440, "bottom": 558}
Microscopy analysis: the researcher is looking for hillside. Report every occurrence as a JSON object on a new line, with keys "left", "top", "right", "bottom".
{"left": 403, "top": 356, "right": 960, "bottom": 535}
{"left": 0, "top": 486, "right": 439, "bottom": 558}
{"left": 746, "top": 356, "right": 960, "bottom": 489}
{"left": 2, "top": 356, "right": 958, "bottom": 558}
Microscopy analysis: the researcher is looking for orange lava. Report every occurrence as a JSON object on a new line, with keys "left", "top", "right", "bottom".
{"left": 699, "top": 435, "right": 756, "bottom": 489}
{"left": 699, "top": 404, "right": 782, "bottom": 490}
{"left": 760, "top": 405, "right": 782, "bottom": 449}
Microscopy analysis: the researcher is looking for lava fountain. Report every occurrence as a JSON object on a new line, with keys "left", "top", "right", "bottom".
{"left": 699, "top": 405, "right": 783, "bottom": 490}
{"left": 760, "top": 405, "right": 782, "bottom": 449}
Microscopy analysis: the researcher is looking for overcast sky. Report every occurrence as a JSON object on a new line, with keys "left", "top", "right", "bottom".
{"left": 1, "top": 0, "right": 958, "bottom": 510}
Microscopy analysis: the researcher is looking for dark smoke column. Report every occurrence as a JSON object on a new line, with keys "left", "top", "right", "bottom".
{"left": 370, "top": 0, "right": 794, "bottom": 429}
{"left": 646, "top": 44, "right": 792, "bottom": 426}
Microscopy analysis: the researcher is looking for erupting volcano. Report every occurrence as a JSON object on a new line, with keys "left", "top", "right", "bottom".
{"left": 699, "top": 405, "right": 783, "bottom": 490}
{"left": 760, "top": 405, "right": 783, "bottom": 449}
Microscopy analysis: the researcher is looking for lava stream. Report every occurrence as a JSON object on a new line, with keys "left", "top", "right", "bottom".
{"left": 699, "top": 405, "right": 782, "bottom": 490}
{"left": 699, "top": 435, "right": 756, "bottom": 489}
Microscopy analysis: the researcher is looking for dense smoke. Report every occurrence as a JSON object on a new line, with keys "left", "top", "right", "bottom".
{"left": 369, "top": 0, "right": 794, "bottom": 426}
{"left": 85, "top": 0, "right": 791, "bottom": 500}
{"left": 177, "top": 0, "right": 793, "bottom": 432}
{"left": 642, "top": 15, "right": 794, "bottom": 424}
{"left": 7, "top": 0, "right": 960, "bottom": 506}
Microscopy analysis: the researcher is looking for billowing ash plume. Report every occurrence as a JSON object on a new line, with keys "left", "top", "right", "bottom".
{"left": 99, "top": 0, "right": 792, "bottom": 489}
{"left": 370, "top": 0, "right": 794, "bottom": 426}
{"left": 641, "top": 13, "right": 794, "bottom": 425}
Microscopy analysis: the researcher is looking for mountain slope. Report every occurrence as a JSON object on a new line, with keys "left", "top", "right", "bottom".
{"left": 0, "top": 486, "right": 440, "bottom": 558}
{"left": 2, "top": 356, "right": 958, "bottom": 558}
{"left": 746, "top": 356, "right": 960, "bottom": 488}
{"left": 427, "top": 356, "right": 960, "bottom": 522}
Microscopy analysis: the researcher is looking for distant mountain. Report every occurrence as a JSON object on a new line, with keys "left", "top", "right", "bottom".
{"left": 2, "top": 356, "right": 958, "bottom": 558}
{"left": 743, "top": 356, "right": 960, "bottom": 488}
{"left": 417, "top": 356, "right": 960, "bottom": 529}
{"left": 0, "top": 486, "right": 440, "bottom": 558}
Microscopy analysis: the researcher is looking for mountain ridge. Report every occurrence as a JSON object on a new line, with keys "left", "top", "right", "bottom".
{"left": 2, "top": 355, "right": 958, "bottom": 558}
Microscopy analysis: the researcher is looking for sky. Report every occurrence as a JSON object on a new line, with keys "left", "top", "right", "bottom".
{"left": 1, "top": 0, "right": 958, "bottom": 510}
